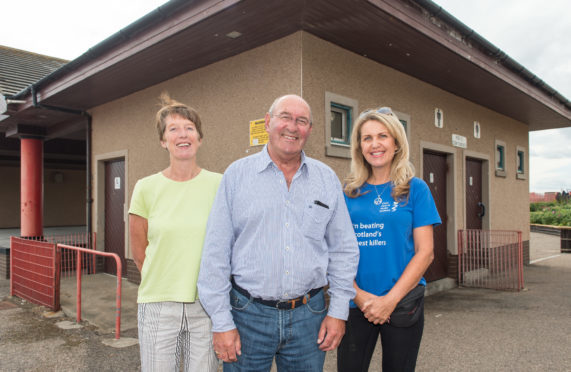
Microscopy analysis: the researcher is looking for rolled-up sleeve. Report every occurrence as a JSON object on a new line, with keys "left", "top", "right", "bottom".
{"left": 324, "top": 175, "right": 359, "bottom": 320}
{"left": 197, "top": 169, "right": 236, "bottom": 332}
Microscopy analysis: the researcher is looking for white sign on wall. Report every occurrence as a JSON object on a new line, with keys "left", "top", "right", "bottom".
{"left": 452, "top": 134, "right": 467, "bottom": 148}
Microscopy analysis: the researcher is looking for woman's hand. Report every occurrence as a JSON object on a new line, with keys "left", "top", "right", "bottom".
{"left": 361, "top": 295, "right": 398, "bottom": 325}
{"left": 353, "top": 289, "right": 377, "bottom": 310}
{"left": 129, "top": 214, "right": 148, "bottom": 272}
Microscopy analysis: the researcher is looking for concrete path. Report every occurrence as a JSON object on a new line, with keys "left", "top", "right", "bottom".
{"left": 1, "top": 232, "right": 569, "bottom": 371}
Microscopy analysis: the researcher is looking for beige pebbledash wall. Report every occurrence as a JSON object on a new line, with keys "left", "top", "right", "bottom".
{"left": 44, "top": 168, "right": 86, "bottom": 226}
{"left": 89, "top": 31, "right": 531, "bottom": 259}
{"left": 299, "top": 32, "right": 529, "bottom": 241}
{"left": 91, "top": 33, "right": 305, "bottom": 258}
{"left": 0, "top": 166, "right": 86, "bottom": 228}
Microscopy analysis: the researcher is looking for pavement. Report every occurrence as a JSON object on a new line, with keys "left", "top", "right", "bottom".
{"left": 1, "top": 232, "right": 570, "bottom": 371}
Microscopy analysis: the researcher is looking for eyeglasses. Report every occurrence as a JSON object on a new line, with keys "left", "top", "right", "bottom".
{"left": 272, "top": 113, "right": 311, "bottom": 127}
{"left": 359, "top": 107, "right": 394, "bottom": 117}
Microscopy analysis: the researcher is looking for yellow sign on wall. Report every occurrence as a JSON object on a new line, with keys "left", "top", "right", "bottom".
{"left": 249, "top": 118, "right": 268, "bottom": 146}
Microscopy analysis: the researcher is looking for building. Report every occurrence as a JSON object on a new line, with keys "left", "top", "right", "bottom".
{"left": 1, "top": 0, "right": 570, "bottom": 286}
{"left": 0, "top": 45, "right": 85, "bottom": 230}
{"left": 530, "top": 192, "right": 558, "bottom": 203}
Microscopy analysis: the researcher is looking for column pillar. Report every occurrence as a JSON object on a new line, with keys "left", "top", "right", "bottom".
{"left": 20, "top": 137, "right": 43, "bottom": 237}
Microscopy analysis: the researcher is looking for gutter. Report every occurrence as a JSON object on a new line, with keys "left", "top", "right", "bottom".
{"left": 411, "top": 0, "right": 570, "bottom": 110}
{"left": 30, "top": 85, "right": 94, "bottom": 243}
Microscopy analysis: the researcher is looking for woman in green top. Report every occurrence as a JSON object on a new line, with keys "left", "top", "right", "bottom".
{"left": 129, "top": 93, "right": 222, "bottom": 371}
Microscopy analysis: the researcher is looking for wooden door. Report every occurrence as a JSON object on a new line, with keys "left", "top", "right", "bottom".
{"left": 423, "top": 151, "right": 448, "bottom": 281}
{"left": 104, "top": 159, "right": 126, "bottom": 275}
{"left": 466, "top": 158, "right": 483, "bottom": 230}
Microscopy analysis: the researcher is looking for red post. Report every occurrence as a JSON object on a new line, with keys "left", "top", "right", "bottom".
{"left": 58, "top": 244, "right": 123, "bottom": 339}
{"left": 77, "top": 250, "right": 82, "bottom": 323}
{"left": 20, "top": 138, "right": 43, "bottom": 237}
{"left": 115, "top": 260, "right": 122, "bottom": 339}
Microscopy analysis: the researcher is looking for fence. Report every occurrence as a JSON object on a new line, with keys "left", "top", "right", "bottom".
{"left": 58, "top": 244, "right": 123, "bottom": 339}
{"left": 9, "top": 232, "right": 96, "bottom": 311}
{"left": 26, "top": 232, "right": 97, "bottom": 278}
{"left": 10, "top": 237, "right": 60, "bottom": 310}
{"left": 458, "top": 229, "right": 524, "bottom": 291}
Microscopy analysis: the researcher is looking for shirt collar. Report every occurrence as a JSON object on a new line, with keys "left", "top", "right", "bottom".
{"left": 256, "top": 145, "right": 308, "bottom": 175}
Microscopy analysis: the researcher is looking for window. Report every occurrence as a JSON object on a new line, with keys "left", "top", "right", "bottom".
{"left": 495, "top": 139, "right": 506, "bottom": 177}
{"left": 516, "top": 146, "right": 526, "bottom": 180}
{"left": 496, "top": 146, "right": 504, "bottom": 169}
{"left": 330, "top": 103, "right": 351, "bottom": 145}
{"left": 325, "top": 92, "right": 358, "bottom": 158}
{"left": 474, "top": 121, "right": 481, "bottom": 139}
{"left": 434, "top": 108, "right": 444, "bottom": 128}
{"left": 394, "top": 111, "right": 411, "bottom": 144}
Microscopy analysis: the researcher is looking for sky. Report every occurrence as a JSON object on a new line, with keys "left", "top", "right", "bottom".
{"left": 1, "top": 0, "right": 570, "bottom": 192}
{"left": 432, "top": 0, "right": 571, "bottom": 193}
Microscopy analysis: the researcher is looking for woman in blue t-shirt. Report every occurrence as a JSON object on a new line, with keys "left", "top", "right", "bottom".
{"left": 338, "top": 107, "right": 441, "bottom": 372}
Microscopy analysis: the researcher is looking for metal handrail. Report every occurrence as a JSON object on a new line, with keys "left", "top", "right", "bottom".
{"left": 57, "top": 244, "right": 123, "bottom": 339}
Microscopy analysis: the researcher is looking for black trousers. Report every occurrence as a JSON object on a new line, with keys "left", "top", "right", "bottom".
{"left": 337, "top": 306, "right": 424, "bottom": 372}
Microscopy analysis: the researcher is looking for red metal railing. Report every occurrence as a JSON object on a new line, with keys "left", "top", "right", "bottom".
{"left": 10, "top": 237, "right": 60, "bottom": 310}
{"left": 24, "top": 232, "right": 96, "bottom": 278}
{"left": 458, "top": 230, "right": 524, "bottom": 291}
{"left": 57, "top": 244, "right": 123, "bottom": 339}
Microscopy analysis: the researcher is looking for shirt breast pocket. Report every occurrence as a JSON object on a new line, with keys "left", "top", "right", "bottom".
{"left": 302, "top": 200, "right": 333, "bottom": 241}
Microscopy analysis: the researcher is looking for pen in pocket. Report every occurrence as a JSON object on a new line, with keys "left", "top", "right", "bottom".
{"left": 314, "top": 200, "right": 329, "bottom": 209}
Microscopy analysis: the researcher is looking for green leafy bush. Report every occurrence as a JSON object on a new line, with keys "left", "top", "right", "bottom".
{"left": 530, "top": 202, "right": 556, "bottom": 212}
{"left": 530, "top": 202, "right": 571, "bottom": 226}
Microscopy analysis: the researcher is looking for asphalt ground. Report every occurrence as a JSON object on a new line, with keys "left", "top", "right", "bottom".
{"left": 1, "top": 232, "right": 569, "bottom": 371}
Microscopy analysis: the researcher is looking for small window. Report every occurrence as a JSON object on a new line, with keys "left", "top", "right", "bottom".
{"left": 330, "top": 103, "right": 351, "bottom": 145}
{"left": 393, "top": 110, "right": 411, "bottom": 145}
{"left": 399, "top": 119, "right": 407, "bottom": 134}
{"left": 516, "top": 146, "right": 526, "bottom": 180}
{"left": 496, "top": 145, "right": 504, "bottom": 170}
{"left": 434, "top": 108, "right": 444, "bottom": 128}
{"left": 325, "top": 92, "right": 358, "bottom": 158}
{"left": 474, "top": 121, "right": 481, "bottom": 139}
{"left": 495, "top": 139, "right": 506, "bottom": 177}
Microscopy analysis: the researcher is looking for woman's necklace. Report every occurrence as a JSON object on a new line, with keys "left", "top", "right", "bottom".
{"left": 373, "top": 182, "right": 391, "bottom": 207}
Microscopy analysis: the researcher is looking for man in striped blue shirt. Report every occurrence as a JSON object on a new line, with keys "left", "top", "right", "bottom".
{"left": 198, "top": 94, "right": 359, "bottom": 371}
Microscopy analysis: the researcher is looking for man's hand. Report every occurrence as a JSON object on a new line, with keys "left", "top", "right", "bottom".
{"left": 317, "top": 316, "right": 345, "bottom": 351}
{"left": 213, "top": 329, "right": 241, "bottom": 363}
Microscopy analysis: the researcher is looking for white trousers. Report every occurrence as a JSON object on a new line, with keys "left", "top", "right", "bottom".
{"left": 138, "top": 301, "right": 219, "bottom": 372}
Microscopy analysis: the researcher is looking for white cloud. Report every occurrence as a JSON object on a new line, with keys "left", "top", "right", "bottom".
{"left": 1, "top": 0, "right": 167, "bottom": 60}
{"left": 434, "top": 0, "right": 571, "bottom": 194}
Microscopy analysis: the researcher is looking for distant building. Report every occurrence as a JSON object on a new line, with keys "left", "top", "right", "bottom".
{"left": 530, "top": 192, "right": 559, "bottom": 203}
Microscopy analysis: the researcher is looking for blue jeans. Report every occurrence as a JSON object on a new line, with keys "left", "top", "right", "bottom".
{"left": 224, "top": 287, "right": 328, "bottom": 372}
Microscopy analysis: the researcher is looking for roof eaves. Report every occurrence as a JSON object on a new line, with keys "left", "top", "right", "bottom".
{"left": 410, "top": 0, "right": 570, "bottom": 110}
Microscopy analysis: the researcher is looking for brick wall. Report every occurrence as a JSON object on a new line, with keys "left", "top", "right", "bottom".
{"left": 0, "top": 248, "right": 9, "bottom": 279}
{"left": 126, "top": 259, "right": 141, "bottom": 284}
{"left": 447, "top": 253, "right": 458, "bottom": 282}
{"left": 523, "top": 240, "right": 530, "bottom": 266}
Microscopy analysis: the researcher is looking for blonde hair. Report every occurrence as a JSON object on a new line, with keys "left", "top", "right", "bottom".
{"left": 344, "top": 109, "right": 414, "bottom": 200}
{"left": 155, "top": 92, "right": 203, "bottom": 141}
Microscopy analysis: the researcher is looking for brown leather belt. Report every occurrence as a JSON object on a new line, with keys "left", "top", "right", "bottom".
{"left": 231, "top": 278, "right": 322, "bottom": 310}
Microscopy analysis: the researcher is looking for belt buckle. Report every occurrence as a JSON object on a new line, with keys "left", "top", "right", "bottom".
{"left": 276, "top": 298, "right": 297, "bottom": 309}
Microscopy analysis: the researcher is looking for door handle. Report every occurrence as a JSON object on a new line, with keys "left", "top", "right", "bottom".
{"left": 477, "top": 202, "right": 485, "bottom": 218}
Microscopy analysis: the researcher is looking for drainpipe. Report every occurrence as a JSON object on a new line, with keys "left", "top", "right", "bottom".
{"left": 30, "top": 85, "right": 93, "bottom": 242}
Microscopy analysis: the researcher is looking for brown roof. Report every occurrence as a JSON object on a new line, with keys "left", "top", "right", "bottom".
{"left": 0, "top": 45, "right": 68, "bottom": 96}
